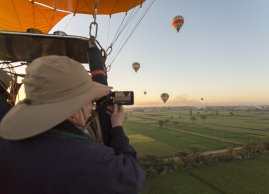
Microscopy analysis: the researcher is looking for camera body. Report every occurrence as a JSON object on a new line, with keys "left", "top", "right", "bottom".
{"left": 97, "top": 91, "right": 134, "bottom": 105}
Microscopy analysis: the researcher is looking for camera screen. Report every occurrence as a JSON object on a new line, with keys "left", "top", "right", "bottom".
{"left": 113, "top": 91, "right": 134, "bottom": 105}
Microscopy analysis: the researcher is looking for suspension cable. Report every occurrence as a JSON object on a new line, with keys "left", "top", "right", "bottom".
{"left": 62, "top": 15, "right": 74, "bottom": 32}
{"left": 106, "top": 5, "right": 145, "bottom": 68}
{"left": 107, "top": 0, "right": 156, "bottom": 69}
{"left": 106, "top": 6, "right": 139, "bottom": 54}
{"left": 0, "top": 62, "right": 22, "bottom": 104}
{"left": 108, "top": 7, "right": 140, "bottom": 59}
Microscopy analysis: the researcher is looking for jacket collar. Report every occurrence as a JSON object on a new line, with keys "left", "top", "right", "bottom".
{"left": 48, "top": 120, "right": 90, "bottom": 141}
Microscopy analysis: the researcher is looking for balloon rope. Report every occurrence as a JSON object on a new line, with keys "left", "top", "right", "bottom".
{"left": 108, "top": 0, "right": 156, "bottom": 67}
{"left": 93, "top": 0, "right": 99, "bottom": 23}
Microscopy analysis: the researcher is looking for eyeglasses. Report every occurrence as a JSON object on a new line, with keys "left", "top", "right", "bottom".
{"left": 82, "top": 102, "right": 96, "bottom": 116}
{"left": 91, "top": 101, "right": 97, "bottom": 111}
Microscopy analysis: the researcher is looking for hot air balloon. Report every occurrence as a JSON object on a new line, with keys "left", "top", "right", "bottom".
{"left": 201, "top": 98, "right": 204, "bottom": 101}
{"left": 172, "top": 15, "right": 184, "bottom": 33}
{"left": 0, "top": 0, "right": 146, "bottom": 33}
{"left": 0, "top": 0, "right": 152, "bottom": 65}
{"left": 132, "top": 62, "right": 140, "bottom": 73}
{"left": 160, "top": 93, "right": 169, "bottom": 103}
{"left": 144, "top": 91, "right": 147, "bottom": 95}
{"left": 0, "top": 1, "right": 67, "bottom": 33}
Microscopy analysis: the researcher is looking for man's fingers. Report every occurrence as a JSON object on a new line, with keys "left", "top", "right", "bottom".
{"left": 106, "top": 104, "right": 123, "bottom": 115}
{"left": 113, "top": 104, "right": 118, "bottom": 113}
{"left": 118, "top": 105, "right": 123, "bottom": 112}
{"left": 106, "top": 106, "right": 113, "bottom": 116}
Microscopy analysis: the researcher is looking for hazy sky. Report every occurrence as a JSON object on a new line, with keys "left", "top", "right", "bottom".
{"left": 49, "top": 0, "right": 269, "bottom": 106}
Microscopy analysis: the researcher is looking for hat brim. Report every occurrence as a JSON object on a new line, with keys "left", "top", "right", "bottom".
{"left": 0, "top": 81, "right": 112, "bottom": 140}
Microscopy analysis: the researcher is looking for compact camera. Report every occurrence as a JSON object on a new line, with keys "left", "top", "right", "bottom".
{"left": 97, "top": 91, "right": 134, "bottom": 105}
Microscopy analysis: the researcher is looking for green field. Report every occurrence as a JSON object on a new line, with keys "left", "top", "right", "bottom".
{"left": 141, "top": 154, "right": 269, "bottom": 194}
{"left": 123, "top": 107, "right": 269, "bottom": 193}
{"left": 124, "top": 107, "right": 269, "bottom": 157}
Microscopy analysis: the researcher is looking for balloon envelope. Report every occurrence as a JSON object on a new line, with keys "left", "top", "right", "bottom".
{"left": 37, "top": 0, "right": 145, "bottom": 15}
{"left": 160, "top": 93, "right": 169, "bottom": 103}
{"left": 144, "top": 91, "right": 147, "bottom": 95}
{"left": 0, "top": 0, "right": 145, "bottom": 33}
{"left": 0, "top": 1, "right": 67, "bottom": 33}
{"left": 132, "top": 62, "right": 140, "bottom": 73}
{"left": 172, "top": 15, "right": 184, "bottom": 33}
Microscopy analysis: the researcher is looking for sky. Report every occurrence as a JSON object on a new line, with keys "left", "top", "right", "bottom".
{"left": 25, "top": 0, "right": 269, "bottom": 106}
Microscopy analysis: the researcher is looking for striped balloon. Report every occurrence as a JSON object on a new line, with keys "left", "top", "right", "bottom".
{"left": 172, "top": 15, "right": 184, "bottom": 32}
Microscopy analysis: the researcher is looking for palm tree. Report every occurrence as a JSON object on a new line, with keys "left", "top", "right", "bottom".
{"left": 188, "top": 145, "right": 201, "bottom": 165}
{"left": 164, "top": 119, "right": 169, "bottom": 127}
{"left": 158, "top": 120, "right": 164, "bottom": 128}
{"left": 190, "top": 116, "right": 197, "bottom": 124}
{"left": 200, "top": 115, "right": 207, "bottom": 124}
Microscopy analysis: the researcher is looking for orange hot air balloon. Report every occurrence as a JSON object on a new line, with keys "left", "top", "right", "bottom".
{"left": 172, "top": 15, "right": 184, "bottom": 33}
{"left": 0, "top": 1, "right": 68, "bottom": 33}
{"left": 0, "top": 0, "right": 148, "bottom": 63}
{"left": 0, "top": 0, "right": 145, "bottom": 33}
{"left": 132, "top": 62, "right": 140, "bottom": 73}
{"left": 160, "top": 93, "right": 169, "bottom": 103}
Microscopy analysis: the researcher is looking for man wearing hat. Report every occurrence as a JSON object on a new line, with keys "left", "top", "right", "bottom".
{"left": 0, "top": 56, "right": 144, "bottom": 194}
{"left": 0, "top": 69, "right": 13, "bottom": 121}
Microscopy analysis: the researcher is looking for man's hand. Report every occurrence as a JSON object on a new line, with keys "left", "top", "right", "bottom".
{"left": 107, "top": 104, "right": 124, "bottom": 128}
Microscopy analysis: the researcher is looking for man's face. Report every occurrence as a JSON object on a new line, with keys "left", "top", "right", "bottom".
{"left": 68, "top": 101, "right": 95, "bottom": 128}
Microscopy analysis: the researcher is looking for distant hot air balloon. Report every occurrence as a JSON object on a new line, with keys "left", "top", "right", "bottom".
{"left": 172, "top": 15, "right": 184, "bottom": 33}
{"left": 144, "top": 91, "right": 147, "bottom": 95}
{"left": 132, "top": 62, "right": 140, "bottom": 73}
{"left": 161, "top": 93, "right": 169, "bottom": 103}
{"left": 201, "top": 98, "right": 204, "bottom": 101}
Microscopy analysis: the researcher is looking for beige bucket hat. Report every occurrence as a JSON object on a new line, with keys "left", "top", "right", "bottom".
{"left": 0, "top": 69, "right": 12, "bottom": 90}
{"left": 0, "top": 55, "right": 112, "bottom": 140}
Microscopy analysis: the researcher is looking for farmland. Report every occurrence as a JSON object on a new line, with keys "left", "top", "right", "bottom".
{"left": 141, "top": 154, "right": 269, "bottom": 194}
{"left": 124, "top": 106, "right": 269, "bottom": 157}
{"left": 123, "top": 106, "right": 269, "bottom": 194}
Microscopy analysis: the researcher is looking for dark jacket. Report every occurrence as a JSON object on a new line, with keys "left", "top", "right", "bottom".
{"left": 0, "top": 97, "right": 12, "bottom": 121}
{"left": 0, "top": 121, "right": 145, "bottom": 194}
